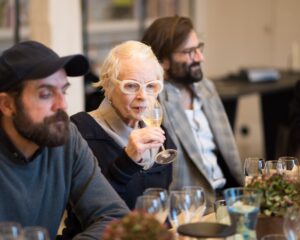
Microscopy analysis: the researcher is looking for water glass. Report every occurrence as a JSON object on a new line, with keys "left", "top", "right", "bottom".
{"left": 182, "top": 186, "right": 206, "bottom": 222}
{"left": 143, "top": 188, "right": 169, "bottom": 223}
{"left": 23, "top": 227, "right": 49, "bottom": 240}
{"left": 214, "top": 199, "right": 230, "bottom": 225}
{"left": 0, "top": 222, "right": 23, "bottom": 240}
{"left": 283, "top": 208, "right": 300, "bottom": 240}
{"left": 224, "top": 187, "right": 262, "bottom": 240}
{"left": 135, "top": 195, "right": 165, "bottom": 223}
{"left": 244, "top": 157, "right": 265, "bottom": 185}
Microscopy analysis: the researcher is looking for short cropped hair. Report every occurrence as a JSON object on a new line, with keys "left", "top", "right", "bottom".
{"left": 94, "top": 40, "right": 164, "bottom": 99}
{"left": 141, "top": 16, "right": 194, "bottom": 62}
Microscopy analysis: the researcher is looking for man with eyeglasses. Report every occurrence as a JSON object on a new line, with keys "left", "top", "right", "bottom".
{"left": 142, "top": 16, "right": 244, "bottom": 211}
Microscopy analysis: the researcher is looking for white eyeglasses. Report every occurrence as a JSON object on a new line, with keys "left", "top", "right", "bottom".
{"left": 115, "top": 79, "right": 163, "bottom": 95}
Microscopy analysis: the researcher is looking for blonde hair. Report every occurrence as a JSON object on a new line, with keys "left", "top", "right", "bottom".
{"left": 94, "top": 40, "right": 164, "bottom": 99}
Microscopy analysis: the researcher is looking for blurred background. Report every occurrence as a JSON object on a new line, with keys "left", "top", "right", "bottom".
{"left": 1, "top": 0, "right": 299, "bottom": 161}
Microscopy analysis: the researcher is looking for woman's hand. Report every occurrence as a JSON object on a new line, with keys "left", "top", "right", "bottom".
{"left": 125, "top": 127, "right": 165, "bottom": 162}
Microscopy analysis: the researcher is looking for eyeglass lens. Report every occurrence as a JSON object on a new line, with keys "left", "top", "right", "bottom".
{"left": 120, "top": 80, "right": 162, "bottom": 95}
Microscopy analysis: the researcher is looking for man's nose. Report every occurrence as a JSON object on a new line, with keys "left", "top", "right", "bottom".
{"left": 53, "top": 92, "right": 68, "bottom": 111}
{"left": 193, "top": 49, "right": 205, "bottom": 62}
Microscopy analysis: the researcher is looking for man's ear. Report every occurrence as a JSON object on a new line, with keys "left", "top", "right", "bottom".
{"left": 161, "top": 58, "right": 170, "bottom": 71}
{"left": 0, "top": 93, "right": 15, "bottom": 116}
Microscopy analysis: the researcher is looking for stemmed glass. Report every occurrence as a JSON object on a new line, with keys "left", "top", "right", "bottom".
{"left": 264, "top": 160, "right": 284, "bottom": 176}
{"left": 168, "top": 190, "right": 191, "bottom": 230}
{"left": 244, "top": 157, "right": 265, "bottom": 185}
{"left": 182, "top": 186, "right": 206, "bottom": 222}
{"left": 143, "top": 188, "right": 169, "bottom": 224}
{"left": 23, "top": 227, "right": 50, "bottom": 240}
{"left": 134, "top": 195, "right": 165, "bottom": 224}
{"left": 142, "top": 97, "right": 177, "bottom": 164}
{"left": 283, "top": 208, "right": 300, "bottom": 240}
{"left": 278, "top": 156, "right": 300, "bottom": 180}
{"left": 0, "top": 222, "right": 23, "bottom": 240}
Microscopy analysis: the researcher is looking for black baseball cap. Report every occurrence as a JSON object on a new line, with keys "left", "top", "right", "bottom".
{"left": 0, "top": 40, "right": 90, "bottom": 92}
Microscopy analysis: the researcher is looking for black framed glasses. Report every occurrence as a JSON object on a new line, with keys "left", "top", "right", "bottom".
{"left": 174, "top": 42, "right": 205, "bottom": 59}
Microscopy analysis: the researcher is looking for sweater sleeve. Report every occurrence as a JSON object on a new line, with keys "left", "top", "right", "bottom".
{"left": 68, "top": 124, "right": 129, "bottom": 240}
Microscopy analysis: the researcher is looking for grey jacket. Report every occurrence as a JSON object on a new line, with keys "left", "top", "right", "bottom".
{"left": 159, "top": 79, "right": 244, "bottom": 209}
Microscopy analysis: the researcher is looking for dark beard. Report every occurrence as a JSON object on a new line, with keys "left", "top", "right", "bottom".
{"left": 168, "top": 59, "right": 203, "bottom": 85}
{"left": 13, "top": 104, "right": 70, "bottom": 147}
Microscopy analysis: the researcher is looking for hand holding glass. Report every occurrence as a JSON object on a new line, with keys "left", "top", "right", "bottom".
{"left": 142, "top": 97, "right": 177, "bottom": 164}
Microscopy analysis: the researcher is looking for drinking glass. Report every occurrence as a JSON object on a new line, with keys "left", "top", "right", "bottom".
{"left": 224, "top": 187, "right": 262, "bottom": 240}
{"left": 0, "top": 222, "right": 23, "bottom": 240}
{"left": 143, "top": 188, "right": 169, "bottom": 224}
{"left": 142, "top": 97, "right": 177, "bottom": 164}
{"left": 214, "top": 199, "right": 231, "bottom": 225}
{"left": 134, "top": 195, "right": 165, "bottom": 223}
{"left": 283, "top": 208, "right": 300, "bottom": 240}
{"left": 182, "top": 186, "right": 206, "bottom": 222}
{"left": 264, "top": 160, "right": 284, "bottom": 176}
{"left": 23, "top": 227, "right": 50, "bottom": 240}
{"left": 244, "top": 157, "right": 265, "bottom": 185}
{"left": 168, "top": 190, "right": 191, "bottom": 230}
{"left": 278, "top": 156, "right": 300, "bottom": 180}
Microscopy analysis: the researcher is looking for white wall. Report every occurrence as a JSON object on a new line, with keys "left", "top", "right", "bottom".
{"left": 194, "top": 0, "right": 300, "bottom": 78}
{"left": 29, "top": 0, "right": 84, "bottom": 115}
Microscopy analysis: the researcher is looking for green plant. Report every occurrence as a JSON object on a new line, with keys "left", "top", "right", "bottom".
{"left": 246, "top": 174, "right": 300, "bottom": 217}
{"left": 102, "top": 211, "right": 175, "bottom": 240}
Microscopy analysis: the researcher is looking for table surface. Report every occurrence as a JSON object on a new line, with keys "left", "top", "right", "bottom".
{"left": 212, "top": 70, "right": 300, "bottom": 100}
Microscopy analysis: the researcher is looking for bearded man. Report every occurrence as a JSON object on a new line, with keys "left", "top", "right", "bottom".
{"left": 142, "top": 16, "right": 244, "bottom": 211}
{"left": 0, "top": 41, "right": 129, "bottom": 239}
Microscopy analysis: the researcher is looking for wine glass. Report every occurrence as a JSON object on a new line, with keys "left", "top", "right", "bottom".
{"left": 278, "top": 156, "right": 300, "bottom": 180}
{"left": 168, "top": 190, "right": 191, "bottom": 230}
{"left": 0, "top": 222, "right": 23, "bottom": 240}
{"left": 23, "top": 227, "right": 50, "bottom": 240}
{"left": 142, "top": 97, "right": 177, "bottom": 164}
{"left": 284, "top": 208, "right": 300, "bottom": 240}
{"left": 143, "top": 188, "right": 169, "bottom": 224}
{"left": 264, "top": 160, "right": 284, "bottom": 176}
{"left": 182, "top": 186, "right": 206, "bottom": 222}
{"left": 134, "top": 195, "right": 165, "bottom": 223}
{"left": 244, "top": 157, "right": 265, "bottom": 185}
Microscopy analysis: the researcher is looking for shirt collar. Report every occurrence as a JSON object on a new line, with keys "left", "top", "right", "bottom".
{"left": 0, "top": 127, "right": 43, "bottom": 164}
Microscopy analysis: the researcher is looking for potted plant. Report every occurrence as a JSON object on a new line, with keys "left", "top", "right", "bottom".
{"left": 246, "top": 174, "right": 300, "bottom": 238}
{"left": 102, "top": 211, "right": 175, "bottom": 240}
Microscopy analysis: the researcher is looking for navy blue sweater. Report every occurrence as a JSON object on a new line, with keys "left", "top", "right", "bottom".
{"left": 70, "top": 111, "right": 174, "bottom": 209}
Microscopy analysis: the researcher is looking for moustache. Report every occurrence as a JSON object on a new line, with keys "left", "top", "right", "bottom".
{"left": 45, "top": 109, "right": 69, "bottom": 124}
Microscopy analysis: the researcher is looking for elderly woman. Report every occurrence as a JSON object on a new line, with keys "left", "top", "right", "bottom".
{"left": 71, "top": 41, "right": 175, "bottom": 209}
